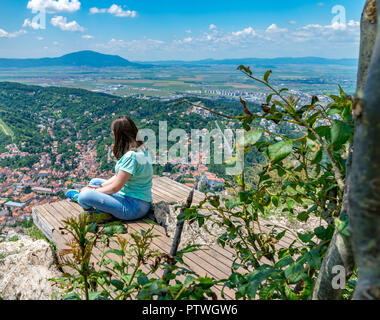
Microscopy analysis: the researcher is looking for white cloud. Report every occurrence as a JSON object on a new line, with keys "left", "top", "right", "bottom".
{"left": 108, "top": 4, "right": 136, "bottom": 17}
{"left": 37, "top": 36, "right": 44, "bottom": 40}
{"left": 23, "top": 18, "right": 41, "bottom": 30}
{"left": 53, "top": 41, "right": 59, "bottom": 45}
{"left": 0, "top": 29, "right": 27, "bottom": 38}
{"left": 51, "top": 15, "right": 85, "bottom": 32}
{"left": 209, "top": 24, "right": 217, "bottom": 30}
{"left": 266, "top": 24, "right": 288, "bottom": 33}
{"left": 348, "top": 20, "right": 360, "bottom": 27}
{"left": 185, "top": 30, "right": 192, "bottom": 34}
{"left": 100, "top": 38, "right": 165, "bottom": 53}
{"left": 82, "top": 34, "right": 94, "bottom": 39}
{"left": 89, "top": 7, "right": 106, "bottom": 14}
{"left": 289, "top": 20, "right": 297, "bottom": 25}
{"left": 93, "top": 19, "right": 360, "bottom": 59}
{"left": 232, "top": 26, "right": 256, "bottom": 37}
{"left": 27, "top": 0, "right": 81, "bottom": 13}
{"left": 90, "top": 4, "right": 137, "bottom": 18}
{"left": 0, "top": 29, "right": 8, "bottom": 37}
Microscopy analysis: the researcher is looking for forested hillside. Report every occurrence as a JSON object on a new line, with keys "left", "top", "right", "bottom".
{"left": 0, "top": 81, "right": 267, "bottom": 173}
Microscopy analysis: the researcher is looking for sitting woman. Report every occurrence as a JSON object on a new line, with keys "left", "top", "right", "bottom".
{"left": 67, "top": 115, "right": 153, "bottom": 222}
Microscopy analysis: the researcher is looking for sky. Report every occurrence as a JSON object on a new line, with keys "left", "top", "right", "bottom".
{"left": 0, "top": 0, "right": 366, "bottom": 61}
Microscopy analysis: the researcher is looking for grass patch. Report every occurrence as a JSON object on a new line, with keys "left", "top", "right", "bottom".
{"left": 24, "top": 224, "right": 56, "bottom": 251}
{"left": 0, "top": 117, "right": 13, "bottom": 137}
{"left": 25, "top": 224, "right": 46, "bottom": 241}
{"left": 8, "top": 235, "right": 19, "bottom": 242}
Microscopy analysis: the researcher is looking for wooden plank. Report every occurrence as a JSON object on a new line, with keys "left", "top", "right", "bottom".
{"left": 32, "top": 207, "right": 54, "bottom": 242}
{"left": 153, "top": 178, "right": 205, "bottom": 203}
{"left": 131, "top": 221, "right": 232, "bottom": 280}
{"left": 126, "top": 222, "right": 234, "bottom": 299}
{"left": 132, "top": 219, "right": 234, "bottom": 278}
{"left": 64, "top": 198, "right": 250, "bottom": 277}
{"left": 31, "top": 175, "right": 301, "bottom": 300}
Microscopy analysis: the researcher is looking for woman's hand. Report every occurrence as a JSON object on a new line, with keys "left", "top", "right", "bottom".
{"left": 80, "top": 185, "right": 98, "bottom": 192}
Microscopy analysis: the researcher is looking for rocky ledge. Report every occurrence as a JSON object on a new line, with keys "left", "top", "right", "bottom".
{"left": 0, "top": 232, "right": 62, "bottom": 300}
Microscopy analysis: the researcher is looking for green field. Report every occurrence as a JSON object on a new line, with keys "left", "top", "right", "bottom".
{"left": 0, "top": 118, "right": 13, "bottom": 138}
{"left": 0, "top": 63, "right": 357, "bottom": 101}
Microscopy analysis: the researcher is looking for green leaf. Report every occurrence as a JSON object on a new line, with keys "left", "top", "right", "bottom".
{"left": 111, "top": 280, "right": 124, "bottom": 290}
{"left": 306, "top": 112, "right": 319, "bottom": 126}
{"left": 342, "top": 105, "right": 353, "bottom": 122}
{"left": 259, "top": 284, "right": 274, "bottom": 300}
{"left": 284, "top": 263, "right": 304, "bottom": 283}
{"left": 311, "top": 149, "right": 323, "bottom": 165}
{"left": 275, "top": 230, "right": 286, "bottom": 240}
{"left": 335, "top": 213, "right": 350, "bottom": 237}
{"left": 237, "top": 65, "right": 252, "bottom": 75}
{"left": 246, "top": 267, "right": 276, "bottom": 298}
{"left": 314, "top": 226, "right": 326, "bottom": 240}
{"left": 266, "top": 94, "right": 274, "bottom": 104}
{"left": 314, "top": 125, "right": 331, "bottom": 139}
{"left": 331, "top": 121, "right": 354, "bottom": 147}
{"left": 339, "top": 84, "right": 346, "bottom": 97}
{"left": 275, "top": 255, "right": 294, "bottom": 269}
{"left": 311, "top": 95, "right": 319, "bottom": 105}
{"left": 102, "top": 224, "right": 126, "bottom": 235}
{"left": 238, "top": 129, "right": 263, "bottom": 147}
{"left": 276, "top": 166, "right": 286, "bottom": 177}
{"left": 287, "top": 198, "right": 295, "bottom": 212}
{"left": 327, "top": 108, "right": 341, "bottom": 115}
{"left": 271, "top": 196, "right": 279, "bottom": 207}
{"left": 63, "top": 292, "right": 81, "bottom": 300}
{"left": 89, "top": 291, "right": 103, "bottom": 300}
{"left": 297, "top": 211, "right": 309, "bottom": 222}
{"left": 268, "top": 141, "right": 293, "bottom": 164}
{"left": 285, "top": 285, "right": 301, "bottom": 300}
{"left": 137, "top": 275, "right": 149, "bottom": 286}
{"left": 105, "top": 249, "right": 125, "bottom": 257}
{"left": 239, "top": 191, "right": 251, "bottom": 202}
{"left": 297, "top": 232, "right": 314, "bottom": 243}
{"left": 264, "top": 70, "right": 272, "bottom": 83}
{"left": 304, "top": 249, "right": 322, "bottom": 269}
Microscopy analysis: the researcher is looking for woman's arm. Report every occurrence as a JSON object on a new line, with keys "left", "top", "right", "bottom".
{"left": 95, "top": 170, "right": 131, "bottom": 194}
{"left": 99, "top": 175, "right": 118, "bottom": 187}
{"left": 83, "top": 175, "right": 117, "bottom": 191}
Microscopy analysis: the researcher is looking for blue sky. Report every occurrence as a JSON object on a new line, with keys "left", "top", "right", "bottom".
{"left": 0, "top": 0, "right": 365, "bottom": 60}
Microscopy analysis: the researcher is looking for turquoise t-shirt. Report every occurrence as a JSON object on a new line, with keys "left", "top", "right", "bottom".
{"left": 115, "top": 147, "right": 153, "bottom": 203}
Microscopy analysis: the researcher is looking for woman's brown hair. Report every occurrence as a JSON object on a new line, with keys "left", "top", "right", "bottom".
{"left": 111, "top": 116, "right": 143, "bottom": 160}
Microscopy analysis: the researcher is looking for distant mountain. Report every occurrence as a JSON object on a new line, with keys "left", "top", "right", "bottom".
{"left": 0, "top": 51, "right": 358, "bottom": 68}
{"left": 0, "top": 51, "right": 142, "bottom": 68}
{"left": 140, "top": 57, "right": 358, "bottom": 67}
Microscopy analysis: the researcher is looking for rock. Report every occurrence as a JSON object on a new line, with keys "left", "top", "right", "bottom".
{"left": 0, "top": 233, "right": 62, "bottom": 300}
{"left": 152, "top": 201, "right": 224, "bottom": 250}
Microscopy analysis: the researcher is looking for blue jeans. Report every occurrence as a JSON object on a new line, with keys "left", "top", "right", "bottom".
{"left": 77, "top": 178, "right": 151, "bottom": 221}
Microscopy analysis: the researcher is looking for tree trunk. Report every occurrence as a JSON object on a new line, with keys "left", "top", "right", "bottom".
{"left": 356, "top": 0, "right": 378, "bottom": 98}
{"left": 349, "top": 0, "right": 380, "bottom": 300}
{"left": 311, "top": 145, "right": 354, "bottom": 300}
{"left": 311, "top": 0, "right": 378, "bottom": 300}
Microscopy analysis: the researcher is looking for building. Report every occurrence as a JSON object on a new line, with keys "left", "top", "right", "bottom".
{"left": 4, "top": 201, "right": 26, "bottom": 214}
{"left": 32, "top": 187, "right": 60, "bottom": 195}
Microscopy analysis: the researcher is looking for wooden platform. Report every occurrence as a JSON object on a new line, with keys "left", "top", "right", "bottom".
{"left": 32, "top": 177, "right": 297, "bottom": 299}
